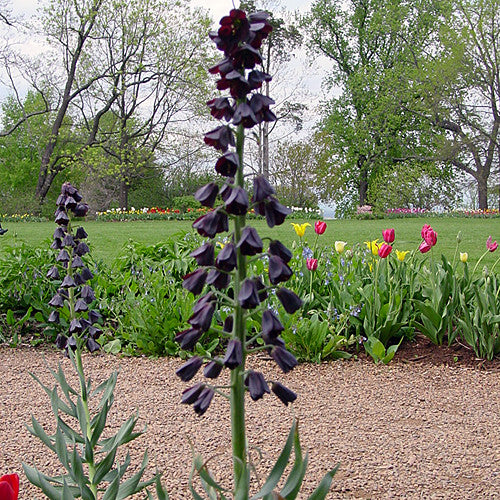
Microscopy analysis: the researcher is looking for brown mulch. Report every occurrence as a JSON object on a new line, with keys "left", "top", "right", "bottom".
{"left": 0, "top": 341, "right": 499, "bottom": 499}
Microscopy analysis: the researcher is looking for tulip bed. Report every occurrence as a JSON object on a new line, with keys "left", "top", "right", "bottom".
{"left": 0, "top": 218, "right": 499, "bottom": 362}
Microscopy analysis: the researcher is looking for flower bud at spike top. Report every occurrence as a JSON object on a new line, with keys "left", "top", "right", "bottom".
{"left": 382, "top": 228, "right": 395, "bottom": 244}
{"left": 314, "top": 220, "right": 327, "bottom": 235}
{"left": 486, "top": 236, "right": 498, "bottom": 252}
{"left": 378, "top": 243, "right": 392, "bottom": 259}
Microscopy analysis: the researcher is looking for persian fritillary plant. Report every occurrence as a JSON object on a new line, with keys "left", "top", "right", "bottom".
{"left": 177, "top": 8, "right": 336, "bottom": 498}
{"left": 24, "top": 183, "right": 156, "bottom": 499}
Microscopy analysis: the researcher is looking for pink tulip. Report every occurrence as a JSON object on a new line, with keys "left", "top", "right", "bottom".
{"left": 382, "top": 228, "right": 395, "bottom": 243}
{"left": 306, "top": 258, "right": 318, "bottom": 271}
{"left": 419, "top": 241, "right": 432, "bottom": 253}
{"left": 486, "top": 236, "right": 498, "bottom": 252}
{"left": 378, "top": 243, "right": 392, "bottom": 258}
{"left": 314, "top": 220, "right": 327, "bottom": 235}
{"left": 421, "top": 224, "right": 437, "bottom": 247}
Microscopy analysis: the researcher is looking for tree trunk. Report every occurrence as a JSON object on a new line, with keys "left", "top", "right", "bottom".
{"left": 477, "top": 174, "right": 488, "bottom": 210}
{"left": 358, "top": 155, "right": 368, "bottom": 206}
{"left": 119, "top": 180, "right": 128, "bottom": 210}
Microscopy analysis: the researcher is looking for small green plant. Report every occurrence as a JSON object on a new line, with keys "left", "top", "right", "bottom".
{"left": 364, "top": 336, "right": 402, "bottom": 364}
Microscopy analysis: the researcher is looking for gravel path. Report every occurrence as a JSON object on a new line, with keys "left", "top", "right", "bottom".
{"left": 1, "top": 346, "right": 499, "bottom": 499}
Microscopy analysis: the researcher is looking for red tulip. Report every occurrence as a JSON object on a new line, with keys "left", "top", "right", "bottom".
{"left": 306, "top": 258, "right": 318, "bottom": 271}
{"left": 421, "top": 224, "right": 437, "bottom": 247}
{"left": 382, "top": 228, "right": 395, "bottom": 243}
{"left": 419, "top": 241, "right": 432, "bottom": 253}
{"left": 0, "top": 474, "right": 19, "bottom": 500}
{"left": 378, "top": 243, "right": 392, "bottom": 258}
{"left": 314, "top": 220, "right": 326, "bottom": 235}
{"left": 486, "top": 236, "right": 498, "bottom": 252}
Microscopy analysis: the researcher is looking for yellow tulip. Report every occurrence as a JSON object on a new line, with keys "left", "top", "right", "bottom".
{"left": 460, "top": 252, "right": 468, "bottom": 263}
{"left": 364, "top": 239, "right": 380, "bottom": 256}
{"left": 335, "top": 241, "right": 347, "bottom": 253}
{"left": 291, "top": 222, "right": 311, "bottom": 238}
{"left": 395, "top": 250, "right": 410, "bottom": 262}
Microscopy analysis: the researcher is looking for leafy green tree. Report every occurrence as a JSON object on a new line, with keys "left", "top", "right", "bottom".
{"left": 304, "top": 0, "right": 450, "bottom": 212}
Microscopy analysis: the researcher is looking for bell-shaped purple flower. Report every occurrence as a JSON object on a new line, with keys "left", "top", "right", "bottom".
{"left": 80, "top": 267, "right": 93, "bottom": 282}
{"left": 195, "top": 182, "right": 219, "bottom": 208}
{"left": 54, "top": 227, "right": 66, "bottom": 238}
{"left": 223, "top": 339, "right": 243, "bottom": 369}
{"left": 236, "top": 226, "right": 263, "bottom": 256}
{"left": 265, "top": 198, "right": 291, "bottom": 228}
{"left": 46, "top": 266, "right": 60, "bottom": 280}
{"left": 51, "top": 238, "right": 63, "bottom": 250}
{"left": 190, "top": 243, "right": 215, "bottom": 266}
{"left": 188, "top": 302, "right": 215, "bottom": 332}
{"left": 216, "top": 242, "right": 237, "bottom": 271}
{"left": 75, "top": 241, "right": 90, "bottom": 256}
{"left": 204, "top": 125, "right": 235, "bottom": 152}
{"left": 181, "top": 383, "right": 205, "bottom": 404}
{"left": 71, "top": 255, "right": 84, "bottom": 268}
{"left": 271, "top": 346, "right": 298, "bottom": 373}
{"left": 75, "top": 227, "right": 88, "bottom": 239}
{"left": 250, "top": 94, "right": 276, "bottom": 123}
{"left": 216, "top": 153, "right": 239, "bottom": 177}
{"left": 81, "top": 285, "right": 95, "bottom": 304}
{"left": 56, "top": 249, "right": 70, "bottom": 263}
{"left": 69, "top": 318, "right": 83, "bottom": 334}
{"left": 262, "top": 310, "right": 284, "bottom": 337}
{"left": 231, "top": 43, "right": 262, "bottom": 69}
{"left": 183, "top": 269, "right": 207, "bottom": 296}
{"left": 193, "top": 210, "right": 227, "bottom": 238}
{"left": 218, "top": 70, "right": 251, "bottom": 99}
{"left": 192, "top": 292, "right": 216, "bottom": 315}
{"left": 225, "top": 187, "right": 249, "bottom": 215}
{"left": 232, "top": 102, "right": 258, "bottom": 128}
{"left": 74, "top": 298, "right": 88, "bottom": 312}
{"left": 48, "top": 310, "right": 60, "bottom": 323}
{"left": 245, "top": 371, "right": 270, "bottom": 401}
{"left": 61, "top": 275, "right": 76, "bottom": 288}
{"left": 193, "top": 387, "right": 214, "bottom": 415}
{"left": 175, "top": 356, "right": 203, "bottom": 382}
{"left": 268, "top": 240, "right": 292, "bottom": 263}
{"left": 88, "top": 309, "right": 102, "bottom": 324}
{"left": 55, "top": 208, "right": 69, "bottom": 225}
{"left": 238, "top": 279, "right": 260, "bottom": 309}
{"left": 268, "top": 255, "right": 293, "bottom": 285}
{"left": 208, "top": 57, "right": 233, "bottom": 76}
{"left": 207, "top": 97, "right": 234, "bottom": 121}
{"left": 276, "top": 287, "right": 302, "bottom": 314}
{"left": 86, "top": 337, "right": 100, "bottom": 352}
{"left": 248, "top": 69, "right": 272, "bottom": 90}
{"left": 271, "top": 381, "right": 297, "bottom": 406}
{"left": 176, "top": 327, "right": 203, "bottom": 351}
{"left": 63, "top": 234, "right": 75, "bottom": 247}
{"left": 253, "top": 276, "right": 268, "bottom": 301}
{"left": 204, "top": 360, "right": 224, "bottom": 379}
{"left": 72, "top": 203, "right": 89, "bottom": 217}
{"left": 206, "top": 269, "right": 231, "bottom": 290}
{"left": 223, "top": 315, "right": 233, "bottom": 333}
{"left": 252, "top": 176, "right": 275, "bottom": 203}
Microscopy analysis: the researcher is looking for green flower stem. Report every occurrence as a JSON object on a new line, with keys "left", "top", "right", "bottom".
{"left": 231, "top": 122, "right": 249, "bottom": 496}
{"left": 472, "top": 250, "right": 489, "bottom": 277}
{"left": 75, "top": 347, "right": 98, "bottom": 497}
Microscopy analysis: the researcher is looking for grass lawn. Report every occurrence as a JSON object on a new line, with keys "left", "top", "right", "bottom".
{"left": 1, "top": 217, "right": 499, "bottom": 268}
